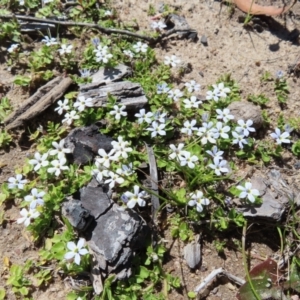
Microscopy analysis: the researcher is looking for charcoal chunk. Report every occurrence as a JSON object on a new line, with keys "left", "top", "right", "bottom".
{"left": 64, "top": 124, "right": 113, "bottom": 165}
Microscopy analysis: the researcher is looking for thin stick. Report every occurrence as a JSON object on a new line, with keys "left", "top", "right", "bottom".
{"left": 0, "top": 14, "right": 190, "bottom": 43}
{"left": 194, "top": 267, "right": 245, "bottom": 293}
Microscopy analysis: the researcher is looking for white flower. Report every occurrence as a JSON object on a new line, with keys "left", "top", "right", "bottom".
{"left": 151, "top": 21, "right": 167, "bottom": 31}
{"left": 135, "top": 109, "right": 153, "bottom": 124}
{"left": 91, "top": 162, "right": 109, "bottom": 183}
{"left": 120, "top": 163, "right": 134, "bottom": 176}
{"left": 47, "top": 157, "right": 69, "bottom": 177}
{"left": 58, "top": 44, "right": 73, "bottom": 55}
{"left": 188, "top": 190, "right": 210, "bottom": 213}
{"left": 123, "top": 50, "right": 134, "bottom": 58}
{"left": 181, "top": 119, "right": 197, "bottom": 136}
{"left": 8, "top": 174, "right": 27, "bottom": 189}
{"left": 237, "top": 182, "right": 260, "bottom": 203}
{"left": 54, "top": 98, "right": 70, "bottom": 115}
{"left": 153, "top": 112, "right": 167, "bottom": 124}
{"left": 79, "top": 69, "right": 91, "bottom": 78}
{"left": 183, "top": 96, "right": 202, "bottom": 109}
{"left": 104, "top": 10, "right": 112, "bottom": 16}
{"left": 95, "top": 50, "right": 113, "bottom": 63}
{"left": 124, "top": 185, "right": 148, "bottom": 208}
{"left": 109, "top": 105, "right": 127, "bottom": 120}
{"left": 133, "top": 42, "right": 148, "bottom": 53}
{"left": 64, "top": 238, "right": 89, "bottom": 265}
{"left": 168, "top": 89, "right": 183, "bottom": 102}
{"left": 270, "top": 128, "right": 290, "bottom": 145}
{"left": 184, "top": 80, "right": 200, "bottom": 93}
{"left": 214, "top": 82, "right": 230, "bottom": 98}
{"left": 206, "top": 146, "right": 224, "bottom": 160}
{"left": 24, "top": 188, "right": 45, "bottom": 209}
{"left": 169, "top": 143, "right": 187, "bottom": 160}
{"left": 91, "top": 37, "right": 100, "bottom": 47}
{"left": 62, "top": 110, "right": 80, "bottom": 125}
{"left": 96, "top": 148, "right": 116, "bottom": 168}
{"left": 212, "top": 122, "right": 231, "bottom": 139}
{"left": 216, "top": 108, "right": 234, "bottom": 123}
{"left": 19, "top": 0, "right": 24, "bottom": 5}
{"left": 147, "top": 121, "right": 166, "bottom": 137}
{"left": 93, "top": 44, "right": 109, "bottom": 56}
{"left": 49, "top": 140, "right": 71, "bottom": 159}
{"left": 17, "top": 208, "right": 40, "bottom": 227}
{"left": 105, "top": 170, "right": 124, "bottom": 189}
{"left": 235, "top": 119, "right": 255, "bottom": 136}
{"left": 232, "top": 131, "right": 248, "bottom": 149}
{"left": 29, "top": 152, "right": 49, "bottom": 171}
{"left": 206, "top": 89, "right": 219, "bottom": 102}
{"left": 179, "top": 151, "right": 199, "bottom": 169}
{"left": 197, "top": 122, "right": 214, "bottom": 137}
{"left": 164, "top": 55, "right": 180, "bottom": 67}
{"left": 111, "top": 136, "right": 133, "bottom": 159}
{"left": 209, "top": 157, "right": 229, "bottom": 176}
{"left": 202, "top": 112, "right": 210, "bottom": 122}
{"left": 74, "top": 96, "right": 94, "bottom": 112}
{"left": 201, "top": 129, "right": 218, "bottom": 145}
{"left": 41, "top": 36, "right": 58, "bottom": 46}
{"left": 8, "top": 44, "right": 19, "bottom": 53}
{"left": 157, "top": 83, "right": 170, "bottom": 94}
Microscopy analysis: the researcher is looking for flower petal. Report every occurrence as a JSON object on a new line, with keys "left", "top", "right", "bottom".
{"left": 77, "top": 238, "right": 85, "bottom": 249}
{"left": 67, "top": 241, "right": 76, "bottom": 251}
{"left": 64, "top": 252, "right": 75, "bottom": 260}
{"left": 74, "top": 253, "right": 81, "bottom": 265}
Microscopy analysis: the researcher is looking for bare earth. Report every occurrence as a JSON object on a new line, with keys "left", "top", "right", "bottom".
{"left": 1, "top": 0, "right": 300, "bottom": 299}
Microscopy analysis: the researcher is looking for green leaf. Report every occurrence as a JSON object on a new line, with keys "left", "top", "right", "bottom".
{"left": 173, "top": 188, "right": 187, "bottom": 205}
{"left": 188, "top": 291, "right": 197, "bottom": 299}
{"left": 283, "top": 257, "right": 300, "bottom": 292}
{"left": 19, "top": 286, "right": 28, "bottom": 296}
{"left": 0, "top": 288, "right": 6, "bottom": 300}
{"left": 51, "top": 241, "right": 65, "bottom": 253}
{"left": 139, "top": 266, "right": 150, "bottom": 279}
{"left": 237, "top": 258, "right": 282, "bottom": 300}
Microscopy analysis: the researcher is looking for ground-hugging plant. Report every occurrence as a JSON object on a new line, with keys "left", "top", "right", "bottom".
{"left": 0, "top": 1, "right": 299, "bottom": 299}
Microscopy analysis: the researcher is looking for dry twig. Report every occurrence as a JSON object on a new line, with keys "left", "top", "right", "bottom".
{"left": 0, "top": 14, "right": 192, "bottom": 43}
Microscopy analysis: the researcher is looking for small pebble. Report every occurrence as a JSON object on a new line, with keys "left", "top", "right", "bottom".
{"left": 200, "top": 35, "right": 208, "bottom": 46}
{"left": 227, "top": 282, "right": 236, "bottom": 290}
{"left": 294, "top": 161, "right": 300, "bottom": 169}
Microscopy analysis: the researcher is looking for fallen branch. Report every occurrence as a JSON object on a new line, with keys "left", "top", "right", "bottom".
{"left": 0, "top": 14, "right": 192, "bottom": 43}
{"left": 4, "top": 76, "right": 72, "bottom": 130}
{"left": 194, "top": 267, "right": 245, "bottom": 293}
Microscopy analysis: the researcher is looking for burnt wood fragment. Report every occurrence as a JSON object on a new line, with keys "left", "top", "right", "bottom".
{"left": 64, "top": 124, "right": 113, "bottom": 165}
{"left": 78, "top": 81, "right": 147, "bottom": 109}
{"left": 4, "top": 76, "right": 72, "bottom": 130}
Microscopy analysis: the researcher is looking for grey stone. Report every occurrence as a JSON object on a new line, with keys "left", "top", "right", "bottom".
{"left": 228, "top": 101, "right": 263, "bottom": 130}
{"left": 80, "top": 186, "right": 112, "bottom": 219}
{"left": 64, "top": 124, "right": 113, "bottom": 165}
{"left": 200, "top": 35, "right": 208, "bottom": 46}
{"left": 237, "top": 170, "right": 299, "bottom": 221}
{"left": 165, "top": 14, "right": 197, "bottom": 40}
{"left": 61, "top": 199, "right": 92, "bottom": 231}
{"left": 89, "top": 64, "right": 132, "bottom": 86}
{"left": 184, "top": 242, "right": 201, "bottom": 269}
{"left": 62, "top": 184, "right": 148, "bottom": 295}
